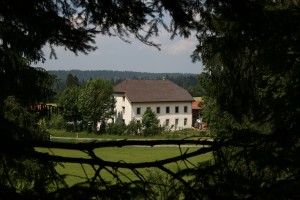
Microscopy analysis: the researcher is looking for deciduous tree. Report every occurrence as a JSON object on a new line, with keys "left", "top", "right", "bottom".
{"left": 77, "top": 78, "right": 115, "bottom": 133}
{"left": 59, "top": 87, "right": 82, "bottom": 131}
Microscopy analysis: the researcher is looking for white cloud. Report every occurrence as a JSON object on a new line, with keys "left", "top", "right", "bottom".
{"left": 164, "top": 39, "right": 195, "bottom": 55}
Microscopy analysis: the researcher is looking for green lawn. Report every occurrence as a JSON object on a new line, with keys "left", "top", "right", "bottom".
{"left": 43, "top": 129, "right": 212, "bottom": 186}
{"left": 48, "top": 128, "right": 210, "bottom": 140}
{"left": 37, "top": 146, "right": 211, "bottom": 186}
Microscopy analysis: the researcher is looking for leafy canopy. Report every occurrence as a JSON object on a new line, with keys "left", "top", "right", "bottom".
{"left": 77, "top": 78, "right": 115, "bottom": 132}
{"left": 59, "top": 86, "right": 82, "bottom": 130}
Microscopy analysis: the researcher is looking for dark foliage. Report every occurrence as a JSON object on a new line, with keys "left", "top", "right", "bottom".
{"left": 190, "top": 0, "right": 300, "bottom": 199}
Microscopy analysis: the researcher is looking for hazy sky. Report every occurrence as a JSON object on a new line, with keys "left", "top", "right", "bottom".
{"left": 37, "top": 30, "right": 203, "bottom": 74}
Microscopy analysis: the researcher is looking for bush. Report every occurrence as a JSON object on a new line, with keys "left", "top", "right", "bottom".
{"left": 105, "top": 122, "right": 126, "bottom": 135}
{"left": 47, "top": 114, "right": 65, "bottom": 130}
{"left": 126, "top": 118, "right": 142, "bottom": 135}
{"left": 143, "top": 125, "right": 164, "bottom": 136}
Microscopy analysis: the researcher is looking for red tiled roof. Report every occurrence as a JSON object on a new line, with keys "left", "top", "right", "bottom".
{"left": 192, "top": 101, "right": 201, "bottom": 109}
{"left": 192, "top": 98, "right": 205, "bottom": 110}
{"left": 114, "top": 80, "right": 194, "bottom": 103}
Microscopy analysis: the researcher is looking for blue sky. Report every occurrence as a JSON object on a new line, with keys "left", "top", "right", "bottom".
{"left": 37, "top": 30, "right": 203, "bottom": 74}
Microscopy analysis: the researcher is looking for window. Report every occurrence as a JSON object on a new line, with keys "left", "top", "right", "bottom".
{"left": 122, "top": 106, "right": 125, "bottom": 113}
{"left": 184, "top": 106, "right": 188, "bottom": 113}
{"left": 122, "top": 96, "right": 125, "bottom": 102}
{"left": 147, "top": 107, "right": 151, "bottom": 110}
{"left": 175, "top": 118, "right": 179, "bottom": 126}
{"left": 175, "top": 106, "right": 179, "bottom": 113}
{"left": 137, "top": 107, "right": 141, "bottom": 115}
{"left": 156, "top": 107, "right": 160, "bottom": 114}
{"left": 184, "top": 118, "right": 187, "bottom": 126}
{"left": 166, "top": 106, "right": 170, "bottom": 114}
{"left": 137, "top": 120, "right": 140, "bottom": 124}
{"left": 165, "top": 119, "right": 169, "bottom": 126}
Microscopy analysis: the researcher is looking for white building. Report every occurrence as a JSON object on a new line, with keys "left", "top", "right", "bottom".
{"left": 113, "top": 79, "right": 194, "bottom": 130}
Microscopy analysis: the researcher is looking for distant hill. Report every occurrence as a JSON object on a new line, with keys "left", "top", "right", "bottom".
{"left": 48, "top": 70, "right": 203, "bottom": 97}
{"left": 48, "top": 69, "right": 198, "bottom": 82}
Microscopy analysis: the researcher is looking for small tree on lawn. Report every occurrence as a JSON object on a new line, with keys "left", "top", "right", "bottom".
{"left": 142, "top": 108, "right": 161, "bottom": 136}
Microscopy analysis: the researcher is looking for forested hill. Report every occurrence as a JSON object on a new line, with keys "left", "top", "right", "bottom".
{"left": 48, "top": 69, "right": 198, "bottom": 83}
{"left": 48, "top": 70, "right": 203, "bottom": 96}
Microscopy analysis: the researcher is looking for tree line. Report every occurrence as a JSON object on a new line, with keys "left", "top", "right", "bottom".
{"left": 50, "top": 70, "right": 204, "bottom": 97}
{"left": 49, "top": 69, "right": 196, "bottom": 83}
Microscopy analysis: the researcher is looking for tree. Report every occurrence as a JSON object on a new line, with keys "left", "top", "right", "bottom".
{"left": 77, "top": 78, "right": 115, "bottom": 133}
{"left": 188, "top": 0, "right": 300, "bottom": 199}
{"left": 142, "top": 108, "right": 161, "bottom": 136}
{"left": 1, "top": 96, "right": 66, "bottom": 199}
{"left": 66, "top": 74, "right": 80, "bottom": 88}
{"left": 59, "top": 87, "right": 82, "bottom": 131}
{"left": 3, "top": 96, "right": 49, "bottom": 141}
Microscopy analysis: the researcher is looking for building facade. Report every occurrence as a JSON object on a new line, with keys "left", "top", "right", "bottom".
{"left": 114, "top": 79, "right": 194, "bottom": 130}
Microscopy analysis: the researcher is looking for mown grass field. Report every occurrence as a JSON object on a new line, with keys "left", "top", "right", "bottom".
{"left": 37, "top": 146, "right": 212, "bottom": 186}
{"left": 42, "top": 129, "right": 212, "bottom": 186}
{"left": 48, "top": 128, "right": 210, "bottom": 140}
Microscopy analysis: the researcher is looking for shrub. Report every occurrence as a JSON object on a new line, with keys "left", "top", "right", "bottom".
{"left": 105, "top": 122, "right": 126, "bottom": 135}
{"left": 126, "top": 118, "right": 142, "bottom": 135}
{"left": 47, "top": 114, "right": 65, "bottom": 130}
